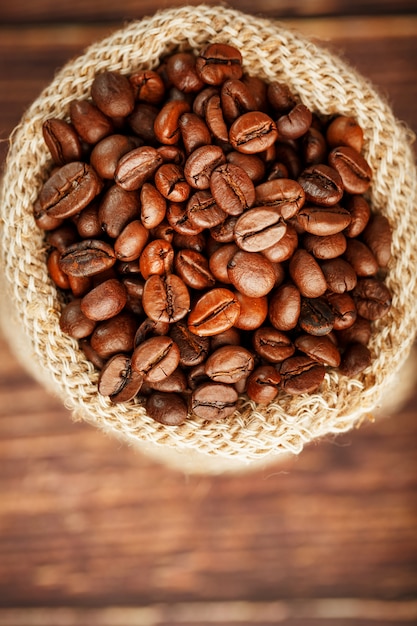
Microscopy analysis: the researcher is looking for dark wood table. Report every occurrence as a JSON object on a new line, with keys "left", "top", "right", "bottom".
{"left": 1, "top": 2, "right": 417, "bottom": 624}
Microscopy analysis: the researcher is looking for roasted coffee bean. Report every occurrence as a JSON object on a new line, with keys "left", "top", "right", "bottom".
{"left": 233, "top": 292, "right": 268, "bottom": 331}
{"left": 196, "top": 43, "right": 243, "bottom": 85}
{"left": 246, "top": 365, "right": 281, "bottom": 404}
{"left": 80, "top": 278, "right": 127, "bottom": 321}
{"left": 184, "top": 145, "right": 226, "bottom": 190}
{"left": 362, "top": 214, "right": 392, "bottom": 268}
{"left": 154, "top": 99, "right": 191, "bottom": 145}
{"left": 343, "top": 194, "right": 371, "bottom": 237}
{"left": 277, "top": 103, "right": 312, "bottom": 140}
{"left": 146, "top": 392, "right": 188, "bottom": 426}
{"left": 303, "top": 232, "right": 347, "bottom": 259}
{"left": 188, "top": 288, "right": 240, "bottom": 336}
{"left": 298, "top": 164, "right": 343, "bottom": 207}
{"left": 220, "top": 78, "right": 258, "bottom": 123}
{"left": 172, "top": 231, "right": 206, "bottom": 253}
{"left": 269, "top": 283, "right": 301, "bottom": 331}
{"left": 139, "top": 183, "right": 166, "bottom": 230}
{"left": 134, "top": 317, "right": 170, "bottom": 347}
{"left": 254, "top": 178, "right": 305, "bottom": 220}
{"left": 46, "top": 223, "right": 78, "bottom": 253}
{"left": 132, "top": 335, "right": 180, "bottom": 383}
{"left": 280, "top": 355, "right": 325, "bottom": 395}
{"left": 59, "top": 299, "right": 96, "bottom": 338}
{"left": 205, "top": 93, "right": 229, "bottom": 143}
{"left": 114, "top": 220, "right": 149, "bottom": 262}
{"left": 297, "top": 205, "right": 351, "bottom": 236}
{"left": 169, "top": 321, "right": 209, "bottom": 367}
{"left": 320, "top": 258, "right": 357, "bottom": 293}
{"left": 295, "top": 334, "right": 341, "bottom": 367}
{"left": 289, "top": 249, "right": 327, "bottom": 298}
{"left": 302, "top": 127, "right": 327, "bottom": 165}
{"left": 179, "top": 112, "right": 212, "bottom": 154}
{"left": 242, "top": 74, "right": 268, "bottom": 111}
{"left": 98, "top": 354, "right": 143, "bottom": 403}
{"left": 326, "top": 292, "right": 357, "bottom": 330}
{"left": 90, "top": 134, "right": 137, "bottom": 180}
{"left": 229, "top": 111, "right": 278, "bottom": 154}
{"left": 68, "top": 274, "right": 93, "bottom": 297}
{"left": 59, "top": 240, "right": 116, "bottom": 277}
{"left": 157, "top": 145, "right": 185, "bottom": 165}
{"left": 166, "top": 52, "right": 204, "bottom": 93}
{"left": 115, "top": 146, "right": 163, "bottom": 191}
{"left": 69, "top": 99, "right": 114, "bottom": 144}
{"left": 139, "top": 239, "right": 174, "bottom": 279}
{"left": 142, "top": 273, "right": 190, "bottom": 323}
{"left": 210, "top": 327, "right": 241, "bottom": 351}
{"left": 326, "top": 115, "right": 364, "bottom": 153}
{"left": 205, "top": 345, "right": 254, "bottom": 384}
{"left": 267, "top": 81, "right": 297, "bottom": 113}
{"left": 353, "top": 277, "right": 392, "bottom": 320}
{"left": 121, "top": 275, "right": 145, "bottom": 316}
{"left": 339, "top": 342, "right": 371, "bottom": 377}
{"left": 47, "top": 249, "right": 71, "bottom": 290}
{"left": 129, "top": 69, "right": 165, "bottom": 104}
{"left": 262, "top": 224, "right": 298, "bottom": 263}
{"left": 76, "top": 203, "right": 102, "bottom": 239}
{"left": 147, "top": 368, "right": 187, "bottom": 393}
{"left": 266, "top": 161, "right": 289, "bottom": 181}
{"left": 39, "top": 162, "right": 103, "bottom": 219}
{"left": 299, "top": 297, "right": 335, "bottom": 336}
{"left": 252, "top": 327, "right": 294, "bottom": 363}
{"left": 90, "top": 312, "right": 138, "bottom": 359}
{"left": 336, "top": 316, "right": 372, "bottom": 347}
{"left": 91, "top": 71, "right": 135, "bottom": 118}
{"left": 234, "top": 208, "right": 287, "bottom": 252}
{"left": 42, "top": 118, "right": 83, "bottom": 165}
{"left": 186, "top": 190, "right": 227, "bottom": 229}
{"left": 191, "top": 382, "right": 238, "bottom": 420}
{"left": 174, "top": 248, "right": 215, "bottom": 290}
{"left": 210, "top": 215, "right": 239, "bottom": 243}
{"left": 154, "top": 163, "right": 190, "bottom": 202}
{"left": 209, "top": 163, "right": 255, "bottom": 216}
{"left": 344, "top": 239, "right": 379, "bottom": 276}
{"left": 166, "top": 201, "right": 204, "bottom": 236}
{"left": 328, "top": 146, "right": 372, "bottom": 195}
{"left": 227, "top": 250, "right": 276, "bottom": 298}
{"left": 226, "top": 151, "right": 266, "bottom": 183}
{"left": 192, "top": 86, "right": 219, "bottom": 117}
{"left": 98, "top": 185, "right": 140, "bottom": 238}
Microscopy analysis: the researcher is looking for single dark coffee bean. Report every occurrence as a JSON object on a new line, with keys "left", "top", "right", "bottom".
{"left": 47, "top": 249, "right": 71, "bottom": 290}
{"left": 220, "top": 78, "right": 258, "bottom": 123}
{"left": 157, "top": 145, "right": 185, "bottom": 165}
{"left": 210, "top": 215, "right": 238, "bottom": 243}
{"left": 79, "top": 339, "right": 105, "bottom": 371}
{"left": 338, "top": 342, "right": 371, "bottom": 377}
{"left": 233, "top": 207, "right": 287, "bottom": 252}
{"left": 58, "top": 239, "right": 116, "bottom": 277}
{"left": 326, "top": 292, "right": 357, "bottom": 331}
{"left": 166, "top": 201, "right": 204, "bottom": 236}
{"left": 139, "top": 239, "right": 174, "bottom": 279}
{"left": 277, "top": 103, "right": 313, "bottom": 140}
{"left": 140, "top": 183, "right": 167, "bottom": 230}
{"left": 186, "top": 190, "right": 227, "bottom": 229}
{"left": 154, "top": 99, "right": 191, "bottom": 145}
{"left": 226, "top": 151, "right": 266, "bottom": 184}
{"left": 59, "top": 299, "right": 96, "bottom": 339}
{"left": 254, "top": 178, "right": 305, "bottom": 220}
{"left": 98, "top": 185, "right": 140, "bottom": 238}
{"left": 69, "top": 99, "right": 114, "bottom": 144}
{"left": 353, "top": 277, "right": 392, "bottom": 320}
{"left": 289, "top": 249, "right": 327, "bottom": 298}
{"left": 115, "top": 146, "right": 163, "bottom": 191}
{"left": 328, "top": 145, "right": 372, "bottom": 194}
{"left": 142, "top": 273, "right": 190, "bottom": 324}
{"left": 269, "top": 283, "right": 301, "bottom": 331}
{"left": 252, "top": 327, "right": 295, "bottom": 363}
{"left": 233, "top": 292, "right": 268, "bottom": 331}
{"left": 336, "top": 316, "right": 372, "bottom": 348}
{"left": 343, "top": 194, "right": 371, "bottom": 237}
{"left": 165, "top": 51, "right": 204, "bottom": 93}
{"left": 146, "top": 391, "right": 188, "bottom": 426}
{"left": 39, "top": 162, "right": 104, "bottom": 219}
{"left": 297, "top": 205, "right": 351, "bottom": 236}
{"left": 179, "top": 112, "right": 212, "bottom": 154}
{"left": 299, "top": 297, "right": 335, "bottom": 336}
{"left": 262, "top": 224, "right": 298, "bottom": 263}
{"left": 154, "top": 163, "right": 191, "bottom": 202}
{"left": 303, "top": 232, "right": 347, "bottom": 259}
{"left": 42, "top": 118, "right": 83, "bottom": 165}
{"left": 80, "top": 278, "right": 127, "bottom": 321}
{"left": 205, "top": 345, "right": 254, "bottom": 384}
{"left": 210, "top": 327, "right": 241, "bottom": 351}
{"left": 320, "top": 258, "right": 357, "bottom": 293}
{"left": 326, "top": 116, "right": 364, "bottom": 153}
{"left": 134, "top": 317, "right": 170, "bottom": 348}
{"left": 246, "top": 365, "right": 281, "bottom": 404}
{"left": 169, "top": 321, "right": 210, "bottom": 367}
{"left": 343, "top": 239, "right": 379, "bottom": 277}
{"left": 298, "top": 164, "right": 344, "bottom": 207}
{"left": 90, "top": 311, "right": 138, "bottom": 359}
{"left": 362, "top": 214, "right": 392, "bottom": 268}
{"left": 46, "top": 223, "right": 78, "bottom": 253}
{"left": 174, "top": 248, "right": 216, "bottom": 290}
{"left": 184, "top": 145, "right": 226, "bottom": 190}
{"left": 267, "top": 81, "right": 297, "bottom": 113}
{"left": 172, "top": 231, "right": 206, "bottom": 253}
{"left": 76, "top": 202, "right": 102, "bottom": 239}
{"left": 147, "top": 368, "right": 187, "bottom": 393}
{"left": 209, "top": 163, "right": 255, "bottom": 216}
{"left": 196, "top": 43, "right": 243, "bottom": 85}
{"left": 294, "top": 334, "right": 341, "bottom": 367}
{"left": 132, "top": 335, "right": 180, "bottom": 383}
{"left": 227, "top": 250, "right": 277, "bottom": 298}
{"left": 90, "top": 134, "right": 137, "bottom": 180}
{"left": 121, "top": 275, "right": 145, "bottom": 316}
{"left": 91, "top": 70, "right": 135, "bottom": 118}
{"left": 188, "top": 288, "right": 240, "bottom": 336}
{"left": 68, "top": 274, "right": 93, "bottom": 298}
{"left": 229, "top": 111, "right": 278, "bottom": 154}
{"left": 191, "top": 382, "right": 238, "bottom": 421}
{"left": 266, "top": 161, "right": 289, "bottom": 181}
{"left": 192, "top": 86, "right": 219, "bottom": 117}
{"left": 205, "top": 93, "right": 229, "bottom": 143}
{"left": 242, "top": 74, "right": 268, "bottom": 111}
{"left": 301, "top": 127, "right": 327, "bottom": 165}
{"left": 114, "top": 220, "right": 149, "bottom": 262}
{"left": 280, "top": 355, "right": 325, "bottom": 395}
{"left": 98, "top": 354, "right": 143, "bottom": 403}
{"left": 129, "top": 69, "right": 166, "bottom": 104}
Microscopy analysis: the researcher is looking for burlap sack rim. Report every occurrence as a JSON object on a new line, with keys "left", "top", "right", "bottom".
{"left": 1, "top": 4, "right": 417, "bottom": 463}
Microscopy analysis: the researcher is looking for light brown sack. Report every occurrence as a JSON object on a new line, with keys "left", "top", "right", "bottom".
{"left": 1, "top": 5, "right": 416, "bottom": 473}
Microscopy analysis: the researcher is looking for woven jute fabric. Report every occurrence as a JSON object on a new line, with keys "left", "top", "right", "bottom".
{"left": 1, "top": 4, "right": 417, "bottom": 473}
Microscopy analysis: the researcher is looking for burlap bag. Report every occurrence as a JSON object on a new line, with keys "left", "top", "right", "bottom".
{"left": 1, "top": 5, "right": 417, "bottom": 474}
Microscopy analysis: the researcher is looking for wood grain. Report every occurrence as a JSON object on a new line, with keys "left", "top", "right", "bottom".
{"left": 0, "top": 9, "right": 417, "bottom": 621}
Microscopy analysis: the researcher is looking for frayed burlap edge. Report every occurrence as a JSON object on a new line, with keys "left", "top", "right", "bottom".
{"left": 1, "top": 4, "right": 417, "bottom": 472}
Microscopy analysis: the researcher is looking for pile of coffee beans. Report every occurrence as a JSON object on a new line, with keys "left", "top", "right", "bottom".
{"left": 35, "top": 42, "right": 393, "bottom": 426}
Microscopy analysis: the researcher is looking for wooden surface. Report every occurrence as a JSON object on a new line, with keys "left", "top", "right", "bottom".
{"left": 1, "top": 2, "right": 417, "bottom": 624}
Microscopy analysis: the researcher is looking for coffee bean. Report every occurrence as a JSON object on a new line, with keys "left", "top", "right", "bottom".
{"left": 154, "top": 99, "right": 191, "bottom": 145}
{"left": 295, "top": 334, "right": 341, "bottom": 367}
{"left": 210, "top": 163, "right": 255, "bottom": 216}
{"left": 90, "top": 311, "right": 138, "bottom": 359}
{"left": 299, "top": 297, "right": 335, "bottom": 336}
{"left": 205, "top": 345, "right": 254, "bottom": 384}
{"left": 362, "top": 214, "right": 392, "bottom": 268}
{"left": 233, "top": 292, "right": 268, "bottom": 331}
{"left": 234, "top": 207, "right": 287, "bottom": 252}
{"left": 277, "top": 103, "right": 312, "bottom": 140}
{"left": 129, "top": 69, "right": 165, "bottom": 104}
{"left": 262, "top": 224, "right": 298, "bottom": 263}
{"left": 142, "top": 274, "right": 190, "bottom": 324}
{"left": 289, "top": 249, "right": 327, "bottom": 298}
{"left": 280, "top": 355, "right": 325, "bottom": 395}
{"left": 114, "top": 220, "right": 149, "bottom": 262}
{"left": 227, "top": 250, "right": 277, "bottom": 298}
{"left": 336, "top": 316, "right": 372, "bottom": 347}
{"left": 303, "top": 232, "right": 347, "bottom": 259}
{"left": 229, "top": 111, "right": 278, "bottom": 154}
{"left": 328, "top": 146, "right": 372, "bottom": 195}
{"left": 90, "top": 134, "right": 137, "bottom": 180}
{"left": 147, "top": 368, "right": 187, "bottom": 393}
{"left": 196, "top": 43, "right": 243, "bottom": 85}
{"left": 80, "top": 278, "right": 127, "bottom": 321}
{"left": 132, "top": 335, "right": 180, "bottom": 383}
{"left": 338, "top": 342, "right": 371, "bottom": 377}
{"left": 166, "top": 52, "right": 204, "bottom": 93}
{"left": 69, "top": 99, "right": 114, "bottom": 144}
{"left": 174, "top": 248, "right": 216, "bottom": 290}
{"left": 98, "top": 354, "right": 143, "bottom": 403}
{"left": 115, "top": 146, "right": 163, "bottom": 191}
{"left": 205, "top": 94, "right": 229, "bottom": 143}
{"left": 320, "top": 258, "right": 357, "bottom": 293}
{"left": 252, "top": 327, "right": 294, "bottom": 363}
{"left": 269, "top": 283, "right": 301, "bottom": 331}
{"left": 58, "top": 240, "right": 116, "bottom": 277}
{"left": 154, "top": 163, "right": 190, "bottom": 202}
{"left": 343, "top": 194, "right": 371, "bottom": 237}
{"left": 326, "top": 292, "right": 357, "bottom": 330}
{"left": 47, "top": 249, "right": 71, "bottom": 290}
{"left": 191, "top": 382, "right": 238, "bottom": 420}
{"left": 254, "top": 178, "right": 305, "bottom": 219}
{"left": 169, "top": 321, "right": 210, "bottom": 367}
{"left": 186, "top": 190, "right": 227, "bottom": 229}
{"left": 296, "top": 205, "right": 351, "bottom": 236}
{"left": 220, "top": 78, "right": 258, "bottom": 123}
{"left": 246, "top": 365, "right": 281, "bottom": 404}
{"left": 301, "top": 127, "right": 327, "bottom": 165}
{"left": 344, "top": 239, "right": 379, "bottom": 276}
{"left": 298, "top": 164, "right": 343, "bottom": 207}
{"left": 267, "top": 81, "right": 297, "bottom": 113}
{"left": 353, "top": 277, "right": 392, "bottom": 320}
{"left": 188, "top": 288, "right": 240, "bottom": 336}
{"left": 42, "top": 118, "right": 83, "bottom": 165}
{"left": 98, "top": 185, "right": 140, "bottom": 238}
{"left": 139, "top": 239, "right": 174, "bottom": 279}
{"left": 179, "top": 112, "right": 212, "bottom": 154}
{"left": 91, "top": 71, "right": 135, "bottom": 118}
{"left": 146, "top": 392, "right": 188, "bottom": 426}
{"left": 59, "top": 299, "right": 96, "bottom": 338}
{"left": 326, "top": 116, "right": 364, "bottom": 153}
{"left": 184, "top": 145, "right": 226, "bottom": 190}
